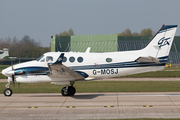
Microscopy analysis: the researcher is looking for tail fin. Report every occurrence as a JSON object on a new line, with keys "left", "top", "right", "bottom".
{"left": 143, "top": 25, "right": 177, "bottom": 58}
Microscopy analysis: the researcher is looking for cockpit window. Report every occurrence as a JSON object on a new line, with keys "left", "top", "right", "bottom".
{"left": 37, "top": 55, "right": 44, "bottom": 61}
{"left": 40, "top": 57, "right": 45, "bottom": 62}
{"left": 46, "top": 56, "right": 53, "bottom": 62}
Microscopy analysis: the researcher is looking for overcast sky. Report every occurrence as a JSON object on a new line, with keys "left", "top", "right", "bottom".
{"left": 0, "top": 0, "right": 180, "bottom": 47}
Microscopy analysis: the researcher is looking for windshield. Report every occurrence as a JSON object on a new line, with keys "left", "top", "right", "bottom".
{"left": 36, "top": 55, "right": 44, "bottom": 61}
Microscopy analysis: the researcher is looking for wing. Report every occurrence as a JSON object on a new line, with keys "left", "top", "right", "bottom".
{"left": 47, "top": 53, "right": 85, "bottom": 81}
{"left": 135, "top": 56, "right": 160, "bottom": 63}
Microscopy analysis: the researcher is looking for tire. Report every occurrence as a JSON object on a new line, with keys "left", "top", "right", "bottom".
{"left": 61, "top": 86, "right": 76, "bottom": 96}
{"left": 68, "top": 86, "right": 76, "bottom": 96}
{"left": 61, "top": 87, "right": 69, "bottom": 96}
{"left": 4, "top": 88, "right": 13, "bottom": 97}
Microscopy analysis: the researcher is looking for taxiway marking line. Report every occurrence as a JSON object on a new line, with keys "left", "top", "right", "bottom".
{"left": 0, "top": 104, "right": 179, "bottom": 109}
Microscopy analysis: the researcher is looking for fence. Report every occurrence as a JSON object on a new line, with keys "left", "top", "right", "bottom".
{"left": 0, "top": 58, "right": 36, "bottom": 65}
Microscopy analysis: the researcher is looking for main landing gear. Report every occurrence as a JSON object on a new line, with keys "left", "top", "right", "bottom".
{"left": 61, "top": 86, "right": 76, "bottom": 96}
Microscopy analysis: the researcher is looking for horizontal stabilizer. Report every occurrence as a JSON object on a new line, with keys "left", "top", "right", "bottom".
{"left": 135, "top": 56, "right": 160, "bottom": 63}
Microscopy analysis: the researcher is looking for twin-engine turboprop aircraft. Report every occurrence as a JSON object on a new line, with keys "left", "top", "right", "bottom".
{"left": 2, "top": 25, "right": 178, "bottom": 97}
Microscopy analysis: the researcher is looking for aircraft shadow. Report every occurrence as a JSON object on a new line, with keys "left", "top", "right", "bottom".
{"left": 70, "top": 94, "right": 104, "bottom": 99}
{"left": 27, "top": 93, "right": 104, "bottom": 99}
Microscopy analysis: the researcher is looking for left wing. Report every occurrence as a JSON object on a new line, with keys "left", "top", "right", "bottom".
{"left": 48, "top": 53, "right": 85, "bottom": 81}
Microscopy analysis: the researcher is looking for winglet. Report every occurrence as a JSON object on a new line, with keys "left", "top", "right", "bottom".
{"left": 53, "top": 53, "right": 64, "bottom": 64}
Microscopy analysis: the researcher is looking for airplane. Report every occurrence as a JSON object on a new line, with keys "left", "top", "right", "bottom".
{"left": 1, "top": 24, "right": 178, "bottom": 97}
{"left": 0, "top": 48, "right": 9, "bottom": 59}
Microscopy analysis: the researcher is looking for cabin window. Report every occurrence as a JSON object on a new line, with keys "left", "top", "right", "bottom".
{"left": 69, "top": 57, "right": 75, "bottom": 63}
{"left": 46, "top": 56, "right": 53, "bottom": 62}
{"left": 106, "top": 58, "right": 112, "bottom": 62}
{"left": 77, "top": 57, "right": 83, "bottom": 63}
{"left": 62, "top": 56, "right": 67, "bottom": 62}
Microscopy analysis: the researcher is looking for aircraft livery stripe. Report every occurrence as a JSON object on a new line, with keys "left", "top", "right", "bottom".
{"left": 69, "top": 62, "right": 166, "bottom": 70}
{"left": 14, "top": 56, "right": 168, "bottom": 73}
{"left": 69, "top": 56, "right": 168, "bottom": 70}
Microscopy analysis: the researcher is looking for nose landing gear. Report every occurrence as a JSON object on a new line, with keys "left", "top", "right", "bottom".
{"left": 4, "top": 88, "right": 13, "bottom": 96}
{"left": 4, "top": 78, "right": 13, "bottom": 97}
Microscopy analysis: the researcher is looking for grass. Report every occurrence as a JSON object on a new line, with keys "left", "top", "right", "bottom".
{"left": 121, "top": 71, "right": 180, "bottom": 78}
{"left": 1, "top": 81, "right": 180, "bottom": 93}
{"left": 118, "top": 66, "right": 180, "bottom": 78}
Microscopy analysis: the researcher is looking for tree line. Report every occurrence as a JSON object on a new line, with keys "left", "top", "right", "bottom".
{"left": 0, "top": 35, "right": 50, "bottom": 58}
{"left": 56, "top": 28, "right": 153, "bottom": 36}
{"left": 55, "top": 28, "right": 74, "bottom": 36}
{"left": 117, "top": 28, "right": 153, "bottom": 36}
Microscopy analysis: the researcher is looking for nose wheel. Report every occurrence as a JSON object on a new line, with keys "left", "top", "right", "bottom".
{"left": 61, "top": 86, "right": 76, "bottom": 96}
{"left": 4, "top": 88, "right": 13, "bottom": 97}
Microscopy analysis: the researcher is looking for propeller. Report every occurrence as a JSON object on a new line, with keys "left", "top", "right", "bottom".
{"left": 12, "top": 75, "right": 15, "bottom": 87}
{"left": 8, "top": 57, "right": 23, "bottom": 88}
{"left": 9, "top": 57, "right": 17, "bottom": 88}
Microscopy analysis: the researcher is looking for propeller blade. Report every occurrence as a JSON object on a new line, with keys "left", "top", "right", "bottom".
{"left": 11, "top": 59, "right": 14, "bottom": 70}
{"left": 12, "top": 75, "right": 15, "bottom": 87}
{"left": 9, "top": 57, "right": 16, "bottom": 88}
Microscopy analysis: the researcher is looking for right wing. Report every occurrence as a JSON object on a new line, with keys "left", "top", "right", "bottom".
{"left": 135, "top": 56, "right": 160, "bottom": 63}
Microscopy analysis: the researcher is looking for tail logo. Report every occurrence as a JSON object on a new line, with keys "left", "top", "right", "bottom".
{"left": 158, "top": 37, "right": 171, "bottom": 48}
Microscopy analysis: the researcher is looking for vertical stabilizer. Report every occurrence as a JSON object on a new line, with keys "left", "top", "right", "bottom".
{"left": 143, "top": 25, "right": 177, "bottom": 58}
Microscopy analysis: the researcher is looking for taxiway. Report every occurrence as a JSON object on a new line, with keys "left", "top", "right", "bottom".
{"left": 0, "top": 92, "right": 180, "bottom": 119}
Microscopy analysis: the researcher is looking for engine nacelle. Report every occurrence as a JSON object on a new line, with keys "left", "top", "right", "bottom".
{"left": 5, "top": 70, "right": 25, "bottom": 76}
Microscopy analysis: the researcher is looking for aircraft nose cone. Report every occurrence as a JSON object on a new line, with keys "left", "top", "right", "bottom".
{"left": 2, "top": 69, "right": 6, "bottom": 76}
{"left": 1, "top": 68, "right": 12, "bottom": 77}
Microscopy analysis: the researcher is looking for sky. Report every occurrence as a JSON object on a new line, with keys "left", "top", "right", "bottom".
{"left": 0, "top": 0, "right": 180, "bottom": 47}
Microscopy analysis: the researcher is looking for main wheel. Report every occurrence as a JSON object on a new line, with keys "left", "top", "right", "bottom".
{"left": 4, "top": 88, "right": 13, "bottom": 97}
{"left": 68, "top": 86, "right": 76, "bottom": 96}
{"left": 61, "top": 86, "right": 76, "bottom": 96}
{"left": 61, "top": 87, "right": 69, "bottom": 96}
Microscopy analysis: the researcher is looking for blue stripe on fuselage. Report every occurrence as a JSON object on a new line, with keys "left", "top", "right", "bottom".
{"left": 15, "top": 67, "right": 49, "bottom": 74}
{"left": 14, "top": 56, "right": 168, "bottom": 74}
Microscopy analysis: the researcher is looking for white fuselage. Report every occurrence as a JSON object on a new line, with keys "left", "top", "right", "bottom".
{"left": 2, "top": 49, "right": 165, "bottom": 84}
